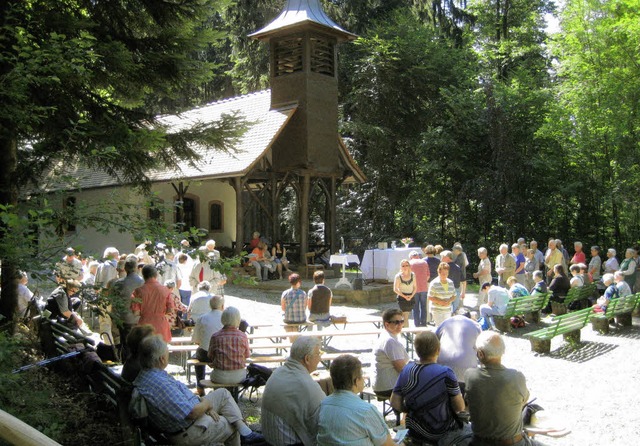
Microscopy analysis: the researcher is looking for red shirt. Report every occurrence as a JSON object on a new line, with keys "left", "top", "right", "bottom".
{"left": 571, "top": 251, "right": 586, "bottom": 265}
{"left": 409, "top": 258, "right": 431, "bottom": 293}
{"left": 208, "top": 327, "right": 250, "bottom": 371}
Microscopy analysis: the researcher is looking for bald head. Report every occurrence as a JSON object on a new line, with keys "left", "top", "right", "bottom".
{"left": 476, "top": 331, "right": 505, "bottom": 365}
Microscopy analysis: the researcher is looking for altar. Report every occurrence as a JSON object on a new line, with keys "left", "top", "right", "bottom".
{"left": 360, "top": 247, "right": 415, "bottom": 283}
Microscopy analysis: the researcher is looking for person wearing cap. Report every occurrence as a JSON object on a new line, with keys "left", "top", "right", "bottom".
{"left": 479, "top": 282, "right": 510, "bottom": 329}
{"left": 408, "top": 250, "right": 430, "bottom": 326}
{"left": 56, "top": 247, "right": 84, "bottom": 283}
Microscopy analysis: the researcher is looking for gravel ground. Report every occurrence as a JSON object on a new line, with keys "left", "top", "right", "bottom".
{"left": 171, "top": 284, "right": 640, "bottom": 446}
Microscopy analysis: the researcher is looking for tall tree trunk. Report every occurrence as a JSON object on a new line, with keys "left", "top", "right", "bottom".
{"left": 0, "top": 134, "right": 19, "bottom": 327}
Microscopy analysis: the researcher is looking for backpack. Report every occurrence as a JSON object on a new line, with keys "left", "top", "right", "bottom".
{"left": 240, "top": 363, "right": 272, "bottom": 401}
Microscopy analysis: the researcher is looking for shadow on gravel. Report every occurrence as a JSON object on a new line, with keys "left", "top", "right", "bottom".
{"left": 601, "top": 325, "right": 640, "bottom": 340}
{"left": 545, "top": 341, "right": 618, "bottom": 363}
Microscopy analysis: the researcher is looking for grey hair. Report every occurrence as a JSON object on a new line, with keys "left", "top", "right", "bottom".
{"left": 210, "top": 295, "right": 224, "bottom": 310}
{"left": 221, "top": 306, "right": 241, "bottom": 328}
{"left": 533, "top": 270, "right": 543, "bottom": 280}
{"left": 165, "top": 280, "right": 176, "bottom": 288}
{"left": 440, "top": 250, "right": 453, "bottom": 260}
{"left": 574, "top": 241, "right": 582, "bottom": 248}
{"left": 626, "top": 248, "right": 636, "bottom": 255}
{"left": 476, "top": 331, "right": 505, "bottom": 360}
{"left": 103, "top": 247, "right": 120, "bottom": 259}
{"left": 205, "top": 239, "right": 216, "bottom": 248}
{"left": 290, "top": 336, "right": 322, "bottom": 362}
{"left": 499, "top": 243, "right": 508, "bottom": 251}
{"left": 138, "top": 334, "right": 168, "bottom": 369}
{"left": 602, "top": 273, "right": 614, "bottom": 285}
{"left": 608, "top": 248, "right": 616, "bottom": 256}
{"left": 477, "top": 247, "right": 487, "bottom": 255}
{"left": 614, "top": 271, "right": 624, "bottom": 280}
{"left": 198, "top": 281, "right": 211, "bottom": 291}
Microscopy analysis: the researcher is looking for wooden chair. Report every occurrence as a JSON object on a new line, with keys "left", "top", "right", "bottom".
{"left": 304, "top": 252, "right": 324, "bottom": 279}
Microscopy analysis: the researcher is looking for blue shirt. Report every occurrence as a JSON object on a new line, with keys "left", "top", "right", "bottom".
{"left": 514, "top": 253, "right": 526, "bottom": 275}
{"left": 133, "top": 368, "right": 199, "bottom": 433}
{"left": 509, "top": 283, "right": 530, "bottom": 298}
{"left": 317, "top": 390, "right": 389, "bottom": 445}
{"left": 393, "top": 362, "right": 461, "bottom": 443}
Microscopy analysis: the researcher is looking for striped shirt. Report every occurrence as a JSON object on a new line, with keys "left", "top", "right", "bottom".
{"left": 208, "top": 326, "right": 250, "bottom": 371}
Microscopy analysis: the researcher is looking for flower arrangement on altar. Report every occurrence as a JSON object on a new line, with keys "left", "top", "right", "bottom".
{"left": 401, "top": 237, "right": 413, "bottom": 247}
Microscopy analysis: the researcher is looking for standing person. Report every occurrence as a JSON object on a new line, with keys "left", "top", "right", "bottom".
{"left": 603, "top": 248, "right": 619, "bottom": 274}
{"left": 588, "top": 246, "right": 602, "bottom": 284}
{"left": 393, "top": 259, "right": 416, "bottom": 328}
{"left": 190, "top": 251, "right": 227, "bottom": 295}
{"left": 110, "top": 256, "right": 145, "bottom": 354}
{"left": 281, "top": 274, "right": 308, "bottom": 334}
{"left": 208, "top": 307, "right": 251, "bottom": 384}
{"left": 544, "top": 239, "right": 563, "bottom": 282}
{"left": 177, "top": 253, "right": 194, "bottom": 310}
{"left": 618, "top": 248, "right": 637, "bottom": 290}
{"left": 478, "top": 283, "right": 510, "bottom": 329}
{"left": 16, "top": 271, "right": 34, "bottom": 319}
{"left": 318, "top": 355, "right": 395, "bottom": 446}
{"left": 132, "top": 265, "right": 173, "bottom": 342}
{"left": 442, "top": 250, "right": 463, "bottom": 312}
{"left": 452, "top": 243, "right": 469, "bottom": 303}
{"left": 56, "top": 247, "right": 84, "bottom": 283}
{"left": 571, "top": 242, "right": 586, "bottom": 265}
{"left": 529, "top": 240, "right": 545, "bottom": 276}
{"left": 473, "top": 247, "right": 493, "bottom": 306}
{"left": 495, "top": 244, "right": 515, "bottom": 287}
{"left": 95, "top": 247, "right": 120, "bottom": 288}
{"left": 188, "top": 281, "right": 213, "bottom": 323}
{"left": 157, "top": 250, "right": 182, "bottom": 294}
{"left": 373, "top": 309, "right": 409, "bottom": 398}
{"left": 261, "top": 337, "right": 326, "bottom": 446}
{"left": 307, "top": 271, "right": 333, "bottom": 329}
{"left": 512, "top": 244, "right": 526, "bottom": 286}
{"left": 523, "top": 249, "right": 538, "bottom": 291}
{"left": 409, "top": 250, "right": 430, "bottom": 327}
{"left": 427, "top": 262, "right": 456, "bottom": 327}
{"left": 464, "top": 332, "right": 533, "bottom": 446}
{"left": 436, "top": 312, "right": 482, "bottom": 394}
{"left": 391, "top": 332, "right": 472, "bottom": 446}
{"left": 133, "top": 335, "right": 263, "bottom": 445}
{"left": 423, "top": 245, "right": 441, "bottom": 281}
{"left": 192, "top": 295, "right": 224, "bottom": 397}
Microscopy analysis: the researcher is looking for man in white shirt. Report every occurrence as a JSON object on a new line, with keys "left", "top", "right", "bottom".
{"left": 188, "top": 281, "right": 213, "bottom": 322}
{"left": 479, "top": 282, "right": 510, "bottom": 329}
{"left": 191, "top": 295, "right": 224, "bottom": 396}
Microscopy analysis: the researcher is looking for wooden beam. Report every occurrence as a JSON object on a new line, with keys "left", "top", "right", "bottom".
{"left": 233, "top": 177, "right": 244, "bottom": 254}
{"left": 244, "top": 183, "right": 275, "bottom": 224}
{"left": 329, "top": 176, "right": 337, "bottom": 254}
{"left": 0, "top": 409, "right": 62, "bottom": 446}
{"left": 300, "top": 173, "right": 310, "bottom": 259}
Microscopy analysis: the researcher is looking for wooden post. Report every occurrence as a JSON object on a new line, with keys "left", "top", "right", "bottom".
{"left": 271, "top": 173, "right": 280, "bottom": 242}
{"left": 329, "top": 176, "right": 337, "bottom": 254}
{"left": 300, "top": 174, "right": 310, "bottom": 260}
{"left": 0, "top": 409, "right": 62, "bottom": 446}
{"left": 234, "top": 177, "right": 244, "bottom": 255}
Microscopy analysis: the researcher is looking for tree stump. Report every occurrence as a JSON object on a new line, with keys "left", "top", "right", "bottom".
{"left": 530, "top": 338, "right": 551, "bottom": 354}
{"left": 591, "top": 316, "right": 609, "bottom": 334}
{"left": 494, "top": 316, "right": 512, "bottom": 333}
{"left": 524, "top": 311, "right": 540, "bottom": 324}
{"left": 563, "top": 330, "right": 581, "bottom": 346}
{"left": 616, "top": 313, "right": 632, "bottom": 327}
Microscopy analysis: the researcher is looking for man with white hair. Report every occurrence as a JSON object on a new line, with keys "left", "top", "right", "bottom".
{"left": 495, "top": 244, "right": 515, "bottom": 287}
{"left": 188, "top": 281, "right": 213, "bottom": 322}
{"left": 473, "top": 248, "right": 492, "bottom": 306}
{"left": 544, "top": 239, "right": 563, "bottom": 281}
{"left": 133, "top": 335, "right": 263, "bottom": 445}
{"left": 192, "top": 295, "right": 225, "bottom": 396}
{"left": 614, "top": 271, "right": 632, "bottom": 297}
{"left": 529, "top": 241, "right": 545, "bottom": 275}
{"left": 261, "top": 336, "right": 326, "bottom": 446}
{"left": 465, "top": 331, "right": 533, "bottom": 446}
{"left": 95, "top": 247, "right": 120, "bottom": 288}
{"left": 190, "top": 244, "right": 226, "bottom": 296}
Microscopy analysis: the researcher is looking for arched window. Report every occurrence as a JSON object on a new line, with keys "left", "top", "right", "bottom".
{"left": 149, "top": 198, "right": 164, "bottom": 221}
{"left": 209, "top": 201, "right": 223, "bottom": 232}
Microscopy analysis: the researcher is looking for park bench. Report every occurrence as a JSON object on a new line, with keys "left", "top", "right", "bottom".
{"left": 551, "top": 283, "right": 596, "bottom": 315}
{"left": 247, "top": 352, "right": 343, "bottom": 369}
{"left": 493, "top": 293, "right": 551, "bottom": 332}
{"left": 590, "top": 293, "right": 640, "bottom": 334}
{"left": 524, "top": 307, "right": 594, "bottom": 353}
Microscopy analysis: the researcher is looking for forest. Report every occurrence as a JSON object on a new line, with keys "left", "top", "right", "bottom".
{"left": 1, "top": 0, "right": 640, "bottom": 292}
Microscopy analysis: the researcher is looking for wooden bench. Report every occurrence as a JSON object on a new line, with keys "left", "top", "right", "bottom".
{"left": 493, "top": 293, "right": 551, "bottom": 333}
{"left": 551, "top": 283, "right": 596, "bottom": 315}
{"left": 247, "top": 352, "right": 343, "bottom": 368}
{"left": 361, "top": 387, "right": 400, "bottom": 425}
{"left": 199, "top": 380, "right": 242, "bottom": 402}
{"left": 590, "top": 293, "right": 640, "bottom": 334}
{"left": 524, "top": 307, "right": 594, "bottom": 353}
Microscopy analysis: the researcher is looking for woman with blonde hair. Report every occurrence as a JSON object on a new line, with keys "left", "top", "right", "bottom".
{"left": 394, "top": 259, "right": 416, "bottom": 327}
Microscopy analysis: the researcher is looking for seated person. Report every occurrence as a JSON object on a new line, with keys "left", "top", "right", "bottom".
{"left": 208, "top": 307, "right": 251, "bottom": 384}
{"left": 45, "top": 279, "right": 83, "bottom": 327}
{"left": 506, "top": 276, "right": 530, "bottom": 298}
{"left": 261, "top": 337, "right": 326, "bottom": 446}
{"left": 593, "top": 273, "right": 618, "bottom": 313}
{"left": 250, "top": 241, "right": 271, "bottom": 281}
{"left": 435, "top": 311, "right": 482, "bottom": 394}
{"left": 308, "top": 271, "right": 333, "bottom": 328}
{"left": 391, "top": 331, "right": 472, "bottom": 445}
{"left": 478, "top": 283, "right": 510, "bottom": 329}
{"left": 530, "top": 271, "right": 547, "bottom": 295}
{"left": 281, "top": 273, "right": 308, "bottom": 331}
{"left": 615, "top": 270, "right": 632, "bottom": 297}
{"left": 569, "top": 264, "right": 584, "bottom": 288}
{"left": 317, "top": 355, "right": 395, "bottom": 446}
{"left": 373, "top": 308, "right": 409, "bottom": 397}
{"left": 272, "top": 241, "right": 291, "bottom": 279}
{"left": 133, "top": 335, "right": 263, "bottom": 445}
{"left": 542, "top": 264, "right": 571, "bottom": 313}
{"left": 192, "top": 295, "right": 224, "bottom": 396}
{"left": 121, "top": 324, "right": 155, "bottom": 383}
{"left": 187, "top": 281, "right": 212, "bottom": 322}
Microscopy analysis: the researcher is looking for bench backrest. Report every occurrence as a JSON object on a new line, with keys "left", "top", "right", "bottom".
{"left": 563, "top": 283, "right": 596, "bottom": 305}
{"left": 548, "top": 307, "right": 594, "bottom": 336}
{"left": 604, "top": 293, "right": 640, "bottom": 318}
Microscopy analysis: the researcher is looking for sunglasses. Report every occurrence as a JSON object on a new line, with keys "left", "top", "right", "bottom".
{"left": 389, "top": 319, "right": 405, "bottom": 325}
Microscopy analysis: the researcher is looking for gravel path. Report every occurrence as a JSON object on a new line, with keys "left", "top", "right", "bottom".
{"left": 190, "top": 285, "right": 640, "bottom": 445}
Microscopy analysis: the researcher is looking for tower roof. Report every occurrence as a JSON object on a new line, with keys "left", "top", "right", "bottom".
{"left": 249, "top": 0, "right": 356, "bottom": 41}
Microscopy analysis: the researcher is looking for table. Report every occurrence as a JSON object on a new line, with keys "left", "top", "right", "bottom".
{"left": 329, "top": 254, "right": 360, "bottom": 289}
{"left": 360, "top": 248, "right": 415, "bottom": 282}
